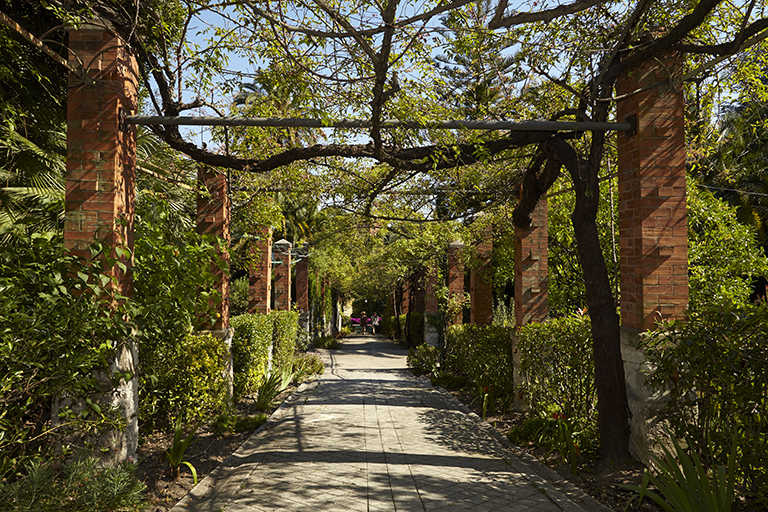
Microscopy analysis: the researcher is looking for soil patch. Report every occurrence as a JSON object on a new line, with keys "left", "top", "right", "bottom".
{"left": 135, "top": 386, "right": 298, "bottom": 512}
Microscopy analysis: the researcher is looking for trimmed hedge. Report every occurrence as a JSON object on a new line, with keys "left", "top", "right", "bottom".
{"left": 516, "top": 314, "right": 595, "bottom": 420}
{"left": 231, "top": 314, "right": 274, "bottom": 400}
{"left": 141, "top": 332, "right": 229, "bottom": 426}
{"left": 271, "top": 310, "right": 299, "bottom": 372}
{"left": 445, "top": 324, "right": 514, "bottom": 409}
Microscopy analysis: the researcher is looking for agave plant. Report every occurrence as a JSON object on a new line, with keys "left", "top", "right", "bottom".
{"left": 625, "top": 435, "right": 738, "bottom": 512}
{"left": 164, "top": 416, "right": 199, "bottom": 485}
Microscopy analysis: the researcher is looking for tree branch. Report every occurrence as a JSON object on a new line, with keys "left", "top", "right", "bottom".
{"left": 489, "top": 0, "right": 609, "bottom": 29}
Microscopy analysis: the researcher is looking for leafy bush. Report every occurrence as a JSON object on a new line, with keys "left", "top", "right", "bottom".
{"left": 271, "top": 310, "right": 299, "bottom": 373}
{"left": 229, "top": 276, "right": 250, "bottom": 317}
{"left": 231, "top": 314, "right": 273, "bottom": 400}
{"left": 407, "top": 344, "right": 440, "bottom": 375}
{"left": 642, "top": 302, "right": 768, "bottom": 503}
{"left": 132, "top": 212, "right": 227, "bottom": 430}
{"left": 0, "top": 457, "right": 145, "bottom": 512}
{"left": 292, "top": 352, "right": 325, "bottom": 382}
{"left": 516, "top": 314, "right": 596, "bottom": 420}
{"left": 0, "top": 234, "right": 132, "bottom": 476}
{"left": 444, "top": 324, "right": 515, "bottom": 410}
{"left": 687, "top": 180, "right": 768, "bottom": 309}
{"left": 314, "top": 334, "right": 343, "bottom": 349}
{"left": 139, "top": 333, "right": 229, "bottom": 429}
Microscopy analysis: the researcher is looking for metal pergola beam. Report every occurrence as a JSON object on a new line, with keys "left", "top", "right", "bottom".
{"left": 125, "top": 115, "right": 633, "bottom": 132}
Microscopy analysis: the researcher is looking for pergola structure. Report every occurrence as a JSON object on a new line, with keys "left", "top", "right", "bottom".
{"left": 65, "top": 24, "right": 686, "bottom": 461}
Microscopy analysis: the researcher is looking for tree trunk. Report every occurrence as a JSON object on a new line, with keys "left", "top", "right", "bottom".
{"left": 553, "top": 140, "right": 631, "bottom": 461}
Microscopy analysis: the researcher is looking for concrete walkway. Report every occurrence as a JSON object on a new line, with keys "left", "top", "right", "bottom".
{"left": 171, "top": 335, "right": 612, "bottom": 512}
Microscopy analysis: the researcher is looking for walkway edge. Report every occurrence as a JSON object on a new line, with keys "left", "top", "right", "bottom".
{"left": 429, "top": 383, "right": 615, "bottom": 512}
{"left": 169, "top": 379, "right": 319, "bottom": 511}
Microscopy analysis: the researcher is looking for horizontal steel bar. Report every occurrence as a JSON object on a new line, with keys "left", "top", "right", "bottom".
{"left": 125, "top": 115, "right": 632, "bottom": 132}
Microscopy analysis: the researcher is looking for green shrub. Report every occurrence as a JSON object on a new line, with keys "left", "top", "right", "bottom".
{"left": 132, "top": 212, "right": 227, "bottom": 430}
{"left": 407, "top": 344, "right": 440, "bottom": 375}
{"left": 139, "top": 333, "right": 229, "bottom": 428}
{"left": 314, "top": 335, "right": 343, "bottom": 349}
{"left": 231, "top": 313, "right": 273, "bottom": 400}
{"left": 229, "top": 276, "right": 250, "bottom": 317}
{"left": 516, "top": 314, "right": 596, "bottom": 420}
{"left": 271, "top": 310, "right": 299, "bottom": 373}
{"left": 292, "top": 352, "right": 325, "bottom": 382}
{"left": 0, "top": 234, "right": 132, "bottom": 476}
{"left": 0, "top": 457, "right": 145, "bottom": 512}
{"left": 642, "top": 302, "right": 768, "bottom": 503}
{"left": 444, "top": 324, "right": 515, "bottom": 410}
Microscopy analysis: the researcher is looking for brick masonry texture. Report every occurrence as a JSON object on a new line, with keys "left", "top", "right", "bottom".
{"left": 470, "top": 226, "right": 493, "bottom": 325}
{"left": 66, "top": 25, "right": 138, "bottom": 297}
{"left": 273, "top": 239, "right": 293, "bottom": 311}
{"left": 515, "top": 197, "right": 548, "bottom": 327}
{"left": 296, "top": 252, "right": 309, "bottom": 313}
{"left": 616, "top": 57, "right": 688, "bottom": 330}
{"left": 250, "top": 227, "right": 273, "bottom": 314}
{"left": 197, "top": 167, "right": 231, "bottom": 330}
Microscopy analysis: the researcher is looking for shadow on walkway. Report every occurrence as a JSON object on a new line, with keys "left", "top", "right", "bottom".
{"left": 171, "top": 335, "right": 612, "bottom": 512}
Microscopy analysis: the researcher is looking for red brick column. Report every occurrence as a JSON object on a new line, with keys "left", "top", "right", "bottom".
{"left": 249, "top": 227, "right": 272, "bottom": 314}
{"left": 197, "top": 167, "right": 230, "bottom": 330}
{"left": 296, "top": 249, "right": 309, "bottom": 313}
{"left": 273, "top": 239, "right": 292, "bottom": 310}
{"left": 515, "top": 197, "right": 548, "bottom": 327}
{"left": 65, "top": 22, "right": 138, "bottom": 463}
{"left": 65, "top": 23, "right": 138, "bottom": 296}
{"left": 470, "top": 227, "right": 493, "bottom": 325}
{"left": 424, "top": 266, "right": 440, "bottom": 346}
{"left": 616, "top": 58, "right": 687, "bottom": 331}
{"left": 447, "top": 241, "right": 465, "bottom": 326}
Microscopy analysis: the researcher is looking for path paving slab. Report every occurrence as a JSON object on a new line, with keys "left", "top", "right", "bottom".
{"left": 171, "top": 335, "right": 613, "bottom": 512}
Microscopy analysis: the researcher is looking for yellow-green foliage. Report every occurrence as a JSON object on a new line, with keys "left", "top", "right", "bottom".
{"left": 141, "top": 333, "right": 228, "bottom": 426}
{"left": 231, "top": 314, "right": 273, "bottom": 399}
{"left": 271, "top": 310, "right": 299, "bottom": 372}
{"left": 177, "top": 333, "right": 229, "bottom": 422}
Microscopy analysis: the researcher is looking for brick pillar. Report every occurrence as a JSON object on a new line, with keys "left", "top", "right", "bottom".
{"left": 470, "top": 227, "right": 494, "bottom": 325}
{"left": 424, "top": 267, "right": 439, "bottom": 346}
{"left": 197, "top": 167, "right": 231, "bottom": 330}
{"left": 616, "top": 57, "right": 687, "bottom": 461}
{"left": 514, "top": 197, "right": 548, "bottom": 327}
{"left": 447, "top": 241, "right": 465, "bottom": 325}
{"left": 65, "top": 23, "right": 137, "bottom": 294}
{"left": 64, "top": 22, "right": 139, "bottom": 463}
{"left": 249, "top": 227, "right": 272, "bottom": 314}
{"left": 296, "top": 243, "right": 310, "bottom": 332}
{"left": 617, "top": 59, "right": 688, "bottom": 331}
{"left": 273, "top": 239, "right": 292, "bottom": 310}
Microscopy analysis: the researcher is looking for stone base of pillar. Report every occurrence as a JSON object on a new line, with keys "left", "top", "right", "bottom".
{"left": 299, "top": 311, "right": 310, "bottom": 331}
{"left": 621, "top": 327, "right": 668, "bottom": 463}
{"left": 51, "top": 339, "right": 138, "bottom": 464}
{"left": 424, "top": 314, "right": 439, "bottom": 347}
{"left": 199, "top": 328, "right": 235, "bottom": 400}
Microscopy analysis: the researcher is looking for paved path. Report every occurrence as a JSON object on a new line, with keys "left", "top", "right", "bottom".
{"left": 172, "top": 335, "right": 612, "bottom": 512}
